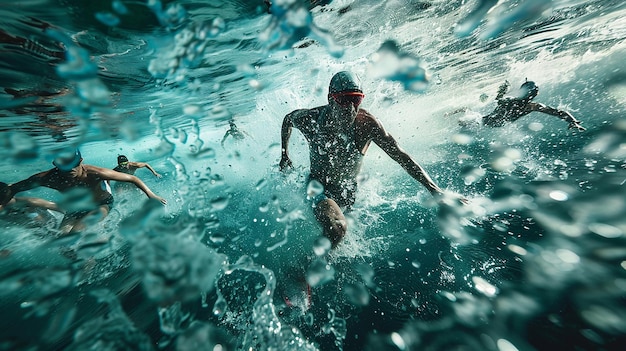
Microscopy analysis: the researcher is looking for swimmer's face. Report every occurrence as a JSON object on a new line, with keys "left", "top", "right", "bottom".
{"left": 329, "top": 91, "right": 364, "bottom": 111}
{"left": 329, "top": 91, "right": 364, "bottom": 125}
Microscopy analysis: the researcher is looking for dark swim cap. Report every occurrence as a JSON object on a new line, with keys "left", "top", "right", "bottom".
{"left": 520, "top": 80, "right": 539, "bottom": 100}
{"left": 329, "top": 71, "right": 363, "bottom": 94}
{"left": 53, "top": 148, "right": 82, "bottom": 172}
{"left": 118, "top": 155, "right": 128, "bottom": 164}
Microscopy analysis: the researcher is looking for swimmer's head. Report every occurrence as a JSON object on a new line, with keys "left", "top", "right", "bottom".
{"left": 117, "top": 155, "right": 129, "bottom": 166}
{"left": 328, "top": 71, "right": 365, "bottom": 110}
{"left": 53, "top": 148, "right": 82, "bottom": 172}
{"left": 329, "top": 71, "right": 363, "bottom": 94}
{"left": 519, "top": 80, "right": 539, "bottom": 100}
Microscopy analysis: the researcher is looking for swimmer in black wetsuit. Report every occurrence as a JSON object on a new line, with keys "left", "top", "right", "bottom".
{"left": 110, "top": 155, "right": 161, "bottom": 193}
{"left": 221, "top": 120, "right": 250, "bottom": 147}
{"left": 481, "top": 80, "right": 585, "bottom": 131}
{"left": 0, "top": 149, "right": 167, "bottom": 234}
{"left": 280, "top": 71, "right": 457, "bottom": 249}
{"left": 113, "top": 154, "right": 161, "bottom": 178}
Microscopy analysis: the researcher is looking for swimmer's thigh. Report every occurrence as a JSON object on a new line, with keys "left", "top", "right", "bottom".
{"left": 313, "top": 198, "right": 347, "bottom": 248}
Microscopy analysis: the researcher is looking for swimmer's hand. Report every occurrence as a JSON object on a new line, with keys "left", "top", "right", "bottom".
{"left": 152, "top": 195, "right": 167, "bottom": 205}
{"left": 279, "top": 155, "right": 293, "bottom": 171}
{"left": 434, "top": 190, "right": 469, "bottom": 206}
{"left": 568, "top": 120, "right": 586, "bottom": 131}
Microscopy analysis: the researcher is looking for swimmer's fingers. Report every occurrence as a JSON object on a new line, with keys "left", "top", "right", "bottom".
{"left": 568, "top": 121, "right": 586, "bottom": 131}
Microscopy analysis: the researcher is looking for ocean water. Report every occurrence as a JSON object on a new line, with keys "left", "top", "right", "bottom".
{"left": 1, "top": 0, "right": 625, "bottom": 350}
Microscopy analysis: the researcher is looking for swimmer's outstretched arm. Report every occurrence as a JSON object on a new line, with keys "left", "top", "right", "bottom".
{"left": 368, "top": 119, "right": 444, "bottom": 197}
{"left": 529, "top": 103, "right": 586, "bottom": 131}
{"left": 14, "top": 197, "right": 64, "bottom": 213}
{"left": 90, "top": 166, "right": 167, "bottom": 204}
{"left": 133, "top": 161, "right": 161, "bottom": 178}
{"left": 2, "top": 171, "right": 49, "bottom": 203}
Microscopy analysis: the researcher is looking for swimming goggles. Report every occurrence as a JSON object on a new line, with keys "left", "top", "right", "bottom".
{"left": 330, "top": 91, "right": 365, "bottom": 108}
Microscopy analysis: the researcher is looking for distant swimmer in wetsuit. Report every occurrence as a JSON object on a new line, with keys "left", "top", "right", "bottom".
{"left": 0, "top": 149, "right": 167, "bottom": 234}
{"left": 221, "top": 120, "right": 250, "bottom": 148}
{"left": 110, "top": 155, "right": 161, "bottom": 193}
{"left": 113, "top": 155, "right": 161, "bottom": 178}
{"left": 480, "top": 80, "right": 585, "bottom": 131}
{"left": 280, "top": 71, "right": 461, "bottom": 249}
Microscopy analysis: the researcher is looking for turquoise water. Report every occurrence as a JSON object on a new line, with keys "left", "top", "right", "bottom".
{"left": 1, "top": 0, "right": 625, "bottom": 350}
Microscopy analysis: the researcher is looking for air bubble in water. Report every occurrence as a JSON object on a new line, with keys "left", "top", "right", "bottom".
{"left": 306, "top": 179, "right": 324, "bottom": 199}
{"left": 210, "top": 196, "right": 229, "bottom": 211}
{"left": 313, "top": 237, "right": 332, "bottom": 256}
{"left": 212, "top": 299, "right": 227, "bottom": 317}
{"left": 306, "top": 259, "right": 335, "bottom": 287}
{"left": 344, "top": 283, "right": 369, "bottom": 306}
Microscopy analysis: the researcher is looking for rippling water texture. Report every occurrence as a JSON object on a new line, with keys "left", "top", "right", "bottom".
{"left": 1, "top": 0, "right": 625, "bottom": 350}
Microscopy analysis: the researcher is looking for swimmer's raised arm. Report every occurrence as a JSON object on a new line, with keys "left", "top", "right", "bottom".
{"left": 495, "top": 80, "right": 510, "bottom": 100}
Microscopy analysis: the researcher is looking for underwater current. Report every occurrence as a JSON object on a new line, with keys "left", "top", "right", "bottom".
{"left": 1, "top": 0, "right": 625, "bottom": 350}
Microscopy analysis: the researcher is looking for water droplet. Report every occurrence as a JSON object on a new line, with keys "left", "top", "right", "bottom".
{"left": 344, "top": 283, "right": 370, "bottom": 306}
{"left": 258, "top": 202, "right": 270, "bottom": 213}
{"left": 306, "top": 259, "right": 335, "bottom": 287}
{"left": 210, "top": 196, "right": 229, "bottom": 211}
{"left": 306, "top": 179, "right": 324, "bottom": 199}
{"left": 212, "top": 298, "right": 227, "bottom": 317}
{"left": 95, "top": 12, "right": 120, "bottom": 27}
{"left": 472, "top": 276, "right": 498, "bottom": 297}
{"left": 549, "top": 190, "right": 569, "bottom": 201}
{"left": 255, "top": 178, "right": 268, "bottom": 190}
{"left": 208, "top": 233, "right": 225, "bottom": 244}
{"left": 313, "top": 237, "right": 332, "bottom": 256}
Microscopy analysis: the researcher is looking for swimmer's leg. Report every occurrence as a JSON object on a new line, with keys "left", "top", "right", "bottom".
{"left": 59, "top": 205, "right": 110, "bottom": 235}
{"left": 313, "top": 198, "right": 347, "bottom": 249}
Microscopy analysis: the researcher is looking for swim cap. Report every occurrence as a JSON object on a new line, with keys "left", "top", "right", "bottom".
{"left": 118, "top": 155, "right": 128, "bottom": 164}
{"left": 53, "top": 148, "right": 82, "bottom": 172}
{"left": 520, "top": 80, "right": 538, "bottom": 100}
{"left": 329, "top": 71, "right": 363, "bottom": 94}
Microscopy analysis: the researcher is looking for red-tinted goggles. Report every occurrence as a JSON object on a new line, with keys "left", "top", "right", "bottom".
{"left": 330, "top": 92, "right": 365, "bottom": 108}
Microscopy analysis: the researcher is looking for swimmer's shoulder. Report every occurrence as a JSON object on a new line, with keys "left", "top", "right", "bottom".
{"left": 288, "top": 105, "right": 326, "bottom": 126}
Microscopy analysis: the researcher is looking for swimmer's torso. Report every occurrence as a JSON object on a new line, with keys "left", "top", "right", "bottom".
{"left": 41, "top": 166, "right": 113, "bottom": 204}
{"left": 483, "top": 98, "right": 533, "bottom": 126}
{"left": 292, "top": 106, "right": 366, "bottom": 186}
